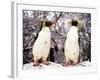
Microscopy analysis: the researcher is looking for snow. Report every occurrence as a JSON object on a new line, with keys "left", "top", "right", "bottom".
{"left": 23, "top": 61, "right": 91, "bottom": 70}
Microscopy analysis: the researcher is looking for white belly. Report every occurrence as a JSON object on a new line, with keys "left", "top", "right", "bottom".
{"left": 64, "top": 26, "right": 79, "bottom": 62}
{"left": 32, "top": 27, "right": 51, "bottom": 61}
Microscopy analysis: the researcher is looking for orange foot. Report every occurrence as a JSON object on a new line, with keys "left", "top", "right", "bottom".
{"left": 63, "top": 62, "right": 69, "bottom": 66}
{"left": 42, "top": 61, "right": 50, "bottom": 65}
{"left": 33, "top": 61, "right": 40, "bottom": 66}
{"left": 71, "top": 62, "right": 78, "bottom": 66}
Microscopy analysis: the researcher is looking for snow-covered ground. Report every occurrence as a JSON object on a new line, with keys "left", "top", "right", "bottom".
{"left": 23, "top": 61, "right": 91, "bottom": 70}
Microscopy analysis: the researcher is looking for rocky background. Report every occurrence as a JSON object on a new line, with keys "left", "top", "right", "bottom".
{"left": 23, "top": 10, "right": 91, "bottom": 65}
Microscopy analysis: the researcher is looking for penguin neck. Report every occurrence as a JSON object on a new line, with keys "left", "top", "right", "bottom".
{"left": 71, "top": 26, "right": 78, "bottom": 31}
{"left": 42, "top": 27, "right": 49, "bottom": 31}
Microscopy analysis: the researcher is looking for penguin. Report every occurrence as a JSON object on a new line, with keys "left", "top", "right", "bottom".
{"left": 32, "top": 17, "right": 52, "bottom": 66}
{"left": 64, "top": 19, "right": 80, "bottom": 66}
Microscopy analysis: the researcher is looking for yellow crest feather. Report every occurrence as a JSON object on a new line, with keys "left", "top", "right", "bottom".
{"left": 42, "top": 18, "right": 46, "bottom": 31}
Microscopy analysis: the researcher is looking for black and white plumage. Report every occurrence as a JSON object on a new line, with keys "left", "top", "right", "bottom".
{"left": 32, "top": 21, "right": 52, "bottom": 66}
{"left": 64, "top": 20, "right": 80, "bottom": 66}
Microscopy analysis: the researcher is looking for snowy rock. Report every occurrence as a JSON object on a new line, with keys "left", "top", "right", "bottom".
{"left": 23, "top": 61, "right": 91, "bottom": 70}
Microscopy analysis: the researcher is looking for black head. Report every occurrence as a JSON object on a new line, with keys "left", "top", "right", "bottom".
{"left": 40, "top": 21, "right": 53, "bottom": 31}
{"left": 71, "top": 20, "right": 78, "bottom": 26}
{"left": 41, "top": 21, "right": 53, "bottom": 27}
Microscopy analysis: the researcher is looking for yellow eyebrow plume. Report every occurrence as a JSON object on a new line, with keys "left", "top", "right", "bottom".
{"left": 77, "top": 20, "right": 80, "bottom": 27}
{"left": 66, "top": 19, "right": 81, "bottom": 28}
{"left": 42, "top": 17, "right": 46, "bottom": 31}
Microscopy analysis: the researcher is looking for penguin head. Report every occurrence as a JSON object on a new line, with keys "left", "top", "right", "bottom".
{"left": 71, "top": 20, "right": 78, "bottom": 26}
{"left": 41, "top": 16, "right": 53, "bottom": 30}
{"left": 41, "top": 21, "right": 53, "bottom": 27}
{"left": 66, "top": 19, "right": 80, "bottom": 29}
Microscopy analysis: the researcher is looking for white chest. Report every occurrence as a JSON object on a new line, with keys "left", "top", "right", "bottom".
{"left": 64, "top": 26, "right": 79, "bottom": 62}
{"left": 32, "top": 27, "right": 51, "bottom": 60}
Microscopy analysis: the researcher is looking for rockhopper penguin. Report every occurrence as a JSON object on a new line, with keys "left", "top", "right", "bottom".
{"left": 64, "top": 20, "right": 80, "bottom": 66}
{"left": 32, "top": 17, "right": 52, "bottom": 66}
